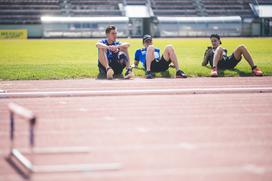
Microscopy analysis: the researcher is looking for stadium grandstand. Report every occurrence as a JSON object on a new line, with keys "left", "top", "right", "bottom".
{"left": 0, "top": 0, "right": 271, "bottom": 38}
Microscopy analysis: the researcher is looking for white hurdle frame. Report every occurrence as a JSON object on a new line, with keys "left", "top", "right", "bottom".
{"left": 7, "top": 102, "right": 122, "bottom": 178}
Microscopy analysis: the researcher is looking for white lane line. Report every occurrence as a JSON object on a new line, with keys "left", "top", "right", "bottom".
{"left": 1, "top": 124, "right": 272, "bottom": 135}
{"left": 78, "top": 108, "right": 88, "bottom": 112}
{"left": 2, "top": 141, "right": 272, "bottom": 154}
{"left": 1, "top": 143, "right": 195, "bottom": 154}
{"left": 58, "top": 101, "right": 67, "bottom": 104}
{"left": 3, "top": 84, "right": 271, "bottom": 92}
{"left": 1, "top": 87, "right": 272, "bottom": 98}
{"left": 4, "top": 85, "right": 272, "bottom": 92}
{"left": 242, "top": 164, "right": 267, "bottom": 174}
{"left": 32, "top": 162, "right": 122, "bottom": 173}
{"left": 7, "top": 144, "right": 197, "bottom": 154}
{"left": 177, "top": 142, "right": 197, "bottom": 150}
{"left": 136, "top": 127, "right": 149, "bottom": 133}
{"left": 6, "top": 165, "right": 271, "bottom": 180}
{"left": 103, "top": 116, "right": 115, "bottom": 121}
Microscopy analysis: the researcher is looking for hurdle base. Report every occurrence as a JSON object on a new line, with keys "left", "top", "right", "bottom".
{"left": 7, "top": 148, "right": 122, "bottom": 177}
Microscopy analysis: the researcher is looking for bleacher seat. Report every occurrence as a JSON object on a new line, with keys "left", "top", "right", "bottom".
{"left": 1, "top": 0, "right": 272, "bottom": 24}
{"left": 0, "top": 0, "right": 61, "bottom": 24}
{"left": 151, "top": 0, "right": 197, "bottom": 16}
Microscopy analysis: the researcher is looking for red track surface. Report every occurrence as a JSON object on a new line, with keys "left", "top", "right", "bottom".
{"left": 0, "top": 77, "right": 272, "bottom": 181}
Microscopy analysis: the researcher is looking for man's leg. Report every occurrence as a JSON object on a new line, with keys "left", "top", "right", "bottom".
{"left": 119, "top": 47, "right": 131, "bottom": 69}
{"left": 211, "top": 46, "right": 224, "bottom": 77}
{"left": 162, "top": 45, "right": 179, "bottom": 71}
{"left": 212, "top": 46, "right": 224, "bottom": 68}
{"left": 145, "top": 45, "right": 155, "bottom": 79}
{"left": 98, "top": 48, "right": 109, "bottom": 69}
{"left": 119, "top": 47, "right": 134, "bottom": 79}
{"left": 146, "top": 45, "right": 155, "bottom": 72}
{"left": 98, "top": 48, "right": 114, "bottom": 79}
{"left": 233, "top": 44, "right": 254, "bottom": 68}
{"left": 162, "top": 45, "right": 187, "bottom": 78}
{"left": 233, "top": 45, "right": 263, "bottom": 76}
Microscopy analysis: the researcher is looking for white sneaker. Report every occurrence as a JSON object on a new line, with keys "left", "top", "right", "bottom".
{"left": 106, "top": 68, "right": 114, "bottom": 80}
{"left": 124, "top": 68, "right": 134, "bottom": 79}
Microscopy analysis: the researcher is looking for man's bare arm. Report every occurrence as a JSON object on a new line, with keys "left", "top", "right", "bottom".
{"left": 96, "top": 42, "right": 130, "bottom": 51}
{"left": 96, "top": 42, "right": 109, "bottom": 49}
{"left": 117, "top": 42, "right": 130, "bottom": 50}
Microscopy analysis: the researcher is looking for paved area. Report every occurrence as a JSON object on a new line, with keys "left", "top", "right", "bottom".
{"left": 0, "top": 77, "right": 272, "bottom": 181}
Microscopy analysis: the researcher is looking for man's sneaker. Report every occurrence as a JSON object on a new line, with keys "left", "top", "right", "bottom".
{"left": 210, "top": 67, "right": 218, "bottom": 77}
{"left": 106, "top": 67, "right": 114, "bottom": 80}
{"left": 169, "top": 62, "right": 175, "bottom": 68}
{"left": 176, "top": 70, "right": 187, "bottom": 78}
{"left": 124, "top": 68, "right": 134, "bottom": 79}
{"left": 146, "top": 71, "right": 153, "bottom": 79}
{"left": 131, "top": 63, "right": 138, "bottom": 69}
{"left": 252, "top": 67, "right": 263, "bottom": 76}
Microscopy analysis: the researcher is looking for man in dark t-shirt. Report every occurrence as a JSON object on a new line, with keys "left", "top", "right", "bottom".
{"left": 202, "top": 34, "right": 263, "bottom": 77}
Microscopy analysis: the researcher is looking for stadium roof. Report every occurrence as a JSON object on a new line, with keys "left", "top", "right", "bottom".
{"left": 253, "top": 5, "right": 272, "bottom": 18}
{"left": 41, "top": 16, "right": 129, "bottom": 23}
{"left": 125, "top": 5, "right": 152, "bottom": 18}
{"left": 158, "top": 16, "right": 242, "bottom": 23}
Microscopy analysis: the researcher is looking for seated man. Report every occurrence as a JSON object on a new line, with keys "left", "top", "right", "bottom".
{"left": 202, "top": 34, "right": 263, "bottom": 77}
{"left": 96, "top": 25, "right": 133, "bottom": 79}
{"left": 133, "top": 34, "right": 187, "bottom": 79}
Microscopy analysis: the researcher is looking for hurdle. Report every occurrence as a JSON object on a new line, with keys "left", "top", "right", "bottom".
{"left": 0, "top": 89, "right": 6, "bottom": 93}
{"left": 7, "top": 102, "right": 122, "bottom": 178}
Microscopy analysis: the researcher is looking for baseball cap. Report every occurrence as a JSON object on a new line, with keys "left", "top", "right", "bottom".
{"left": 143, "top": 34, "right": 152, "bottom": 43}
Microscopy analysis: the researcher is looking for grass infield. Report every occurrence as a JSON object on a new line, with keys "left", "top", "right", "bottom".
{"left": 0, "top": 38, "right": 271, "bottom": 80}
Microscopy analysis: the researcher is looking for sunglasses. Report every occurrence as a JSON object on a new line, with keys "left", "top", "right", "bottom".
{"left": 144, "top": 39, "right": 152, "bottom": 43}
{"left": 211, "top": 39, "right": 219, "bottom": 42}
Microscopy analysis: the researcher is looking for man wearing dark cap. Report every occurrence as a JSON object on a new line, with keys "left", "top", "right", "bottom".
{"left": 202, "top": 34, "right": 263, "bottom": 77}
{"left": 133, "top": 34, "right": 187, "bottom": 79}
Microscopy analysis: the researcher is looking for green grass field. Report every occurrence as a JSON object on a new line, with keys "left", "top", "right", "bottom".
{"left": 0, "top": 38, "right": 271, "bottom": 80}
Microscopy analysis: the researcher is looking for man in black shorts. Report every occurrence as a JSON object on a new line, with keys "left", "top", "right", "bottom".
{"left": 202, "top": 34, "right": 263, "bottom": 77}
{"left": 96, "top": 25, "right": 133, "bottom": 79}
{"left": 133, "top": 34, "right": 187, "bottom": 79}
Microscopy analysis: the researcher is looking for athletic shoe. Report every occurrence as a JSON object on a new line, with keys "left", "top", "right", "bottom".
{"left": 146, "top": 71, "right": 153, "bottom": 79}
{"left": 169, "top": 62, "right": 175, "bottom": 68}
{"left": 106, "top": 67, "right": 114, "bottom": 80}
{"left": 124, "top": 68, "right": 134, "bottom": 79}
{"left": 176, "top": 70, "right": 187, "bottom": 78}
{"left": 252, "top": 67, "right": 263, "bottom": 76}
{"left": 210, "top": 67, "right": 218, "bottom": 77}
{"left": 131, "top": 63, "right": 138, "bottom": 69}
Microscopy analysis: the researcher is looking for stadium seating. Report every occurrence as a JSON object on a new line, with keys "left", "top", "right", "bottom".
{"left": 126, "top": 0, "right": 146, "bottom": 5}
{"left": 1, "top": 0, "right": 272, "bottom": 24}
{"left": 257, "top": 0, "right": 272, "bottom": 4}
{"left": 0, "top": 0, "right": 61, "bottom": 24}
{"left": 69, "top": 0, "right": 123, "bottom": 16}
{"left": 0, "top": 0, "right": 123, "bottom": 24}
{"left": 151, "top": 0, "right": 257, "bottom": 17}
{"left": 151, "top": 0, "right": 198, "bottom": 16}
{"left": 202, "top": 0, "right": 253, "bottom": 17}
